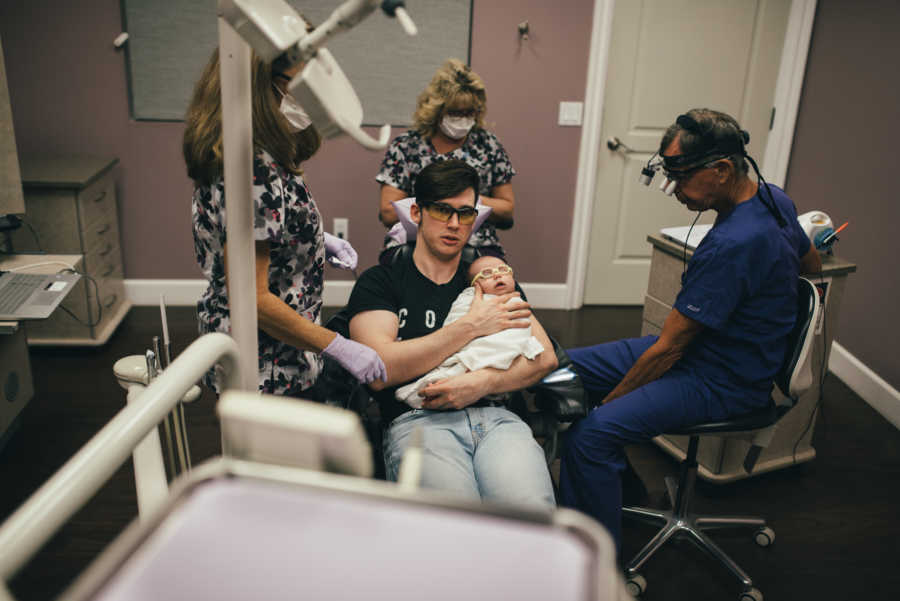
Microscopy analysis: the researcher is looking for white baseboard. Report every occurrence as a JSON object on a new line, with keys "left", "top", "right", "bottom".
{"left": 124, "top": 279, "right": 570, "bottom": 310}
{"left": 828, "top": 341, "right": 900, "bottom": 430}
{"left": 125, "top": 279, "right": 207, "bottom": 306}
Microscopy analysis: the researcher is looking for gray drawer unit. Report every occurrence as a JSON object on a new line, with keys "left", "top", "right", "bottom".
{"left": 11, "top": 157, "right": 131, "bottom": 345}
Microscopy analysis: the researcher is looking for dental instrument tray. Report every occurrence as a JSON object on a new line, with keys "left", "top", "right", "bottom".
{"left": 59, "top": 459, "right": 623, "bottom": 601}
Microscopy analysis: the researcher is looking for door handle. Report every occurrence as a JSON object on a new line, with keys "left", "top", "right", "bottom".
{"left": 606, "top": 136, "right": 637, "bottom": 154}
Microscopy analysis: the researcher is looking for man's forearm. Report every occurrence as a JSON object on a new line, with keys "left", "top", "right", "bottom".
{"left": 355, "top": 316, "right": 480, "bottom": 389}
{"left": 420, "top": 342, "right": 557, "bottom": 411}
{"left": 602, "top": 342, "right": 681, "bottom": 404}
{"left": 484, "top": 348, "right": 558, "bottom": 396}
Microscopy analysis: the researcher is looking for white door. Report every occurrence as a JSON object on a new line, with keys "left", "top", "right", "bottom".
{"left": 583, "top": 0, "right": 791, "bottom": 304}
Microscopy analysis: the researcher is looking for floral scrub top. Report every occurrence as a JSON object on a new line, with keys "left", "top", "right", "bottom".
{"left": 375, "top": 128, "right": 516, "bottom": 250}
{"left": 192, "top": 150, "right": 325, "bottom": 396}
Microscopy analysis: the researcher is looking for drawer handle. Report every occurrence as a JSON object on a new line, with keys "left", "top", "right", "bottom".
{"left": 93, "top": 191, "right": 107, "bottom": 203}
{"left": 101, "top": 265, "right": 115, "bottom": 277}
{"left": 96, "top": 223, "right": 111, "bottom": 234}
{"left": 103, "top": 294, "right": 118, "bottom": 309}
{"left": 99, "top": 243, "right": 113, "bottom": 257}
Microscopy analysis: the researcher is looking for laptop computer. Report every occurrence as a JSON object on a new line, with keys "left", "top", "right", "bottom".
{"left": 660, "top": 224, "right": 713, "bottom": 251}
{"left": 0, "top": 270, "right": 81, "bottom": 320}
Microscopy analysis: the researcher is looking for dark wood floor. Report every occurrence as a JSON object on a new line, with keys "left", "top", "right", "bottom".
{"left": 1, "top": 306, "right": 898, "bottom": 600}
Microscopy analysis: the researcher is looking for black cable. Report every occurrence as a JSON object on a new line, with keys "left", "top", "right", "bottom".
{"left": 57, "top": 269, "right": 103, "bottom": 328}
{"left": 745, "top": 155, "right": 786, "bottom": 228}
{"left": 682, "top": 211, "right": 703, "bottom": 276}
{"left": 20, "top": 217, "right": 44, "bottom": 252}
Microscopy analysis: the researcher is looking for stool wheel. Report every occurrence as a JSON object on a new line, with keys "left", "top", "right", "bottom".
{"left": 739, "top": 587, "right": 763, "bottom": 601}
{"left": 625, "top": 573, "right": 647, "bottom": 597}
{"left": 754, "top": 526, "right": 775, "bottom": 547}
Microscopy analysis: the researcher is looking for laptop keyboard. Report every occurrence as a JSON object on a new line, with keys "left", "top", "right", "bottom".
{"left": 0, "top": 273, "right": 47, "bottom": 313}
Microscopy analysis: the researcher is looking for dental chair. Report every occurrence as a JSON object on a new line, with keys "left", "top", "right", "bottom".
{"left": 621, "top": 277, "right": 821, "bottom": 601}
{"left": 320, "top": 250, "right": 589, "bottom": 473}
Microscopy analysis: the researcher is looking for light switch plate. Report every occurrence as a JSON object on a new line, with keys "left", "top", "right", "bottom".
{"left": 558, "top": 101, "right": 583, "bottom": 126}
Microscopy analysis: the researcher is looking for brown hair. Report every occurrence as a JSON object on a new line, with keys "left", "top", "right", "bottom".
{"left": 412, "top": 58, "right": 487, "bottom": 139}
{"left": 183, "top": 49, "right": 321, "bottom": 186}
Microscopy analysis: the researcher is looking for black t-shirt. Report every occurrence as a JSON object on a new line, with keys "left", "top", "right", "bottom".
{"left": 345, "top": 253, "right": 471, "bottom": 423}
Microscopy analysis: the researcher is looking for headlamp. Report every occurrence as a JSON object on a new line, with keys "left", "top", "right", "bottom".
{"left": 638, "top": 112, "right": 786, "bottom": 227}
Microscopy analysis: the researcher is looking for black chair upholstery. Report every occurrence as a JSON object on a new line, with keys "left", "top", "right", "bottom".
{"left": 379, "top": 240, "right": 484, "bottom": 267}
{"left": 511, "top": 338, "right": 589, "bottom": 464}
{"left": 622, "top": 278, "right": 821, "bottom": 601}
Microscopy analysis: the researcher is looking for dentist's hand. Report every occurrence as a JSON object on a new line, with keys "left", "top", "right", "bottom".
{"left": 322, "top": 333, "right": 387, "bottom": 384}
{"left": 323, "top": 232, "right": 358, "bottom": 270}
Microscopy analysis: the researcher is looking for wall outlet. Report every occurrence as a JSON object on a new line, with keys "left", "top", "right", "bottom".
{"left": 333, "top": 218, "right": 349, "bottom": 240}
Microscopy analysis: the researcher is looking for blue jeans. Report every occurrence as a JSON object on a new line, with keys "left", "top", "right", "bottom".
{"left": 384, "top": 406, "right": 555, "bottom": 509}
{"left": 559, "top": 336, "right": 742, "bottom": 554}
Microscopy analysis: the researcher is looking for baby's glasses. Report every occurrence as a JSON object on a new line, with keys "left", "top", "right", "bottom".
{"left": 421, "top": 201, "right": 478, "bottom": 225}
{"left": 471, "top": 264, "right": 513, "bottom": 286}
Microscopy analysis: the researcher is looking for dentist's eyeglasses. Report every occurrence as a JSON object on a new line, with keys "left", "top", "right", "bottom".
{"left": 639, "top": 153, "right": 718, "bottom": 195}
{"left": 420, "top": 201, "right": 478, "bottom": 225}
{"left": 471, "top": 264, "right": 513, "bottom": 286}
{"left": 662, "top": 164, "right": 711, "bottom": 183}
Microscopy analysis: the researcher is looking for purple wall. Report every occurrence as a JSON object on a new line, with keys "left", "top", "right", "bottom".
{"left": 0, "top": 0, "right": 593, "bottom": 283}
{"left": 785, "top": 0, "right": 900, "bottom": 390}
{"left": 5, "top": 1, "right": 894, "bottom": 388}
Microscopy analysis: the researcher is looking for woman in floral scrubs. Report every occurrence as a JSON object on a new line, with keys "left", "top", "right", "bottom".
{"left": 184, "top": 50, "right": 385, "bottom": 397}
{"left": 376, "top": 58, "right": 516, "bottom": 259}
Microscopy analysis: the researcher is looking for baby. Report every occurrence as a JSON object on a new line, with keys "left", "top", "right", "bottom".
{"left": 395, "top": 256, "right": 546, "bottom": 407}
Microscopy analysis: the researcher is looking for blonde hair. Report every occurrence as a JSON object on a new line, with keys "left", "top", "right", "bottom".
{"left": 183, "top": 49, "right": 321, "bottom": 186}
{"left": 412, "top": 58, "right": 487, "bottom": 138}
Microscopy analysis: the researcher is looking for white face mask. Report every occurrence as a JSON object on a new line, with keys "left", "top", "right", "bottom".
{"left": 277, "top": 88, "right": 312, "bottom": 132}
{"left": 439, "top": 115, "right": 475, "bottom": 140}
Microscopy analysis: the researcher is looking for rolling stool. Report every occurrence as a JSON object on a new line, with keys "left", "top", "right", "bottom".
{"left": 622, "top": 405, "right": 786, "bottom": 601}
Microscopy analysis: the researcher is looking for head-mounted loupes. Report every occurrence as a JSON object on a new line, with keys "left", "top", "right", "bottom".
{"left": 639, "top": 154, "right": 676, "bottom": 195}
{"left": 639, "top": 150, "right": 733, "bottom": 196}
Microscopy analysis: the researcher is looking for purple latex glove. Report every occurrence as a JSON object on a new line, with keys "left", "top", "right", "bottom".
{"left": 385, "top": 222, "right": 407, "bottom": 246}
{"left": 322, "top": 333, "right": 387, "bottom": 384}
{"left": 323, "top": 232, "right": 358, "bottom": 270}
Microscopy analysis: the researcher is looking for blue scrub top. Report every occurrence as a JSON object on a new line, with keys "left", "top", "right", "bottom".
{"left": 674, "top": 184, "right": 811, "bottom": 402}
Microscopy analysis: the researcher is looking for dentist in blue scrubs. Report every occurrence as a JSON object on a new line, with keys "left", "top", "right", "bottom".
{"left": 559, "top": 108, "right": 822, "bottom": 552}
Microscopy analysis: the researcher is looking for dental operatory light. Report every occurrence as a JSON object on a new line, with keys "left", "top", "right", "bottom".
{"left": 220, "top": 0, "right": 417, "bottom": 150}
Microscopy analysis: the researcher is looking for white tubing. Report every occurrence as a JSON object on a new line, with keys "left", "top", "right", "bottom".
{"left": 126, "top": 384, "right": 169, "bottom": 519}
{"left": 0, "top": 333, "right": 240, "bottom": 581}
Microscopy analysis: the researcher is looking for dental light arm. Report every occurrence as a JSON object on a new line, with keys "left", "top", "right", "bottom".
{"left": 288, "top": 0, "right": 418, "bottom": 149}
{"left": 218, "top": 0, "right": 308, "bottom": 62}
{"left": 220, "top": 0, "right": 417, "bottom": 151}
{"left": 294, "top": 0, "right": 380, "bottom": 62}
{"left": 287, "top": 48, "right": 391, "bottom": 150}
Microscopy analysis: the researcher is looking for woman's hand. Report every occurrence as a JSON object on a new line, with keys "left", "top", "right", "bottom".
{"left": 322, "top": 333, "right": 388, "bottom": 384}
{"left": 323, "top": 232, "right": 358, "bottom": 270}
